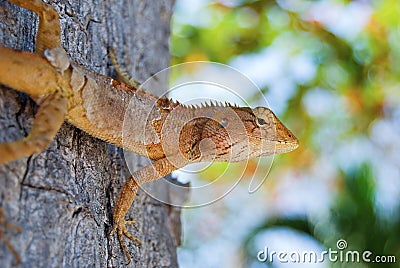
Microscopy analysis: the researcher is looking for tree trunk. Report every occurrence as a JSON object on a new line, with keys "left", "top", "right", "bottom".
{"left": 0, "top": 0, "right": 181, "bottom": 267}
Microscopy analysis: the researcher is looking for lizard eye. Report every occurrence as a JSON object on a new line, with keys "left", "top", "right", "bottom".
{"left": 256, "top": 117, "right": 266, "bottom": 126}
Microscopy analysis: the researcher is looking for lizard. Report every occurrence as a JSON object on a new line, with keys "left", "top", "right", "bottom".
{"left": 0, "top": 0, "right": 299, "bottom": 264}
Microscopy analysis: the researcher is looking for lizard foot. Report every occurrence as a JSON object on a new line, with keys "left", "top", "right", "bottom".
{"left": 0, "top": 208, "right": 22, "bottom": 265}
{"left": 110, "top": 220, "right": 141, "bottom": 264}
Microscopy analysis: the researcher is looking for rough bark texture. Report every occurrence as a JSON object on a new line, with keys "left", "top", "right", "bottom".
{"left": 0, "top": 0, "right": 181, "bottom": 267}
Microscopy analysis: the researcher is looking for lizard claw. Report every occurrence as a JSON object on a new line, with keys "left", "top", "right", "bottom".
{"left": 110, "top": 220, "right": 141, "bottom": 265}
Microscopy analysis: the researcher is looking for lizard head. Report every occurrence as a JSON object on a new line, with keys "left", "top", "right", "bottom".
{"left": 249, "top": 106, "right": 299, "bottom": 155}
{"left": 199, "top": 106, "right": 298, "bottom": 162}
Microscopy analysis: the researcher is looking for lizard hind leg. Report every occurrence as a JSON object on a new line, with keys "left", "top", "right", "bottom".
{"left": 0, "top": 92, "right": 68, "bottom": 164}
{"left": 7, "top": 0, "right": 61, "bottom": 55}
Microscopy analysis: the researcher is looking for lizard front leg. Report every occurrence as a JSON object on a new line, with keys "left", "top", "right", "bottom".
{"left": 110, "top": 157, "right": 182, "bottom": 264}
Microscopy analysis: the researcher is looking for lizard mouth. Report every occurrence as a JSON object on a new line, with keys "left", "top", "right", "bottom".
{"left": 272, "top": 115, "right": 299, "bottom": 153}
{"left": 274, "top": 135, "right": 299, "bottom": 154}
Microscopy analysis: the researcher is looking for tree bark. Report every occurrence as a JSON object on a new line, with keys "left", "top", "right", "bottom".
{"left": 0, "top": 0, "right": 181, "bottom": 267}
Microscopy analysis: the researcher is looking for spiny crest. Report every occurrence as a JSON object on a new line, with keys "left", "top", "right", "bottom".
{"left": 156, "top": 97, "right": 181, "bottom": 111}
{"left": 179, "top": 100, "right": 238, "bottom": 110}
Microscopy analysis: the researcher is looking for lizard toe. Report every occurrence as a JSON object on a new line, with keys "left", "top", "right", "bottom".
{"left": 110, "top": 220, "right": 141, "bottom": 264}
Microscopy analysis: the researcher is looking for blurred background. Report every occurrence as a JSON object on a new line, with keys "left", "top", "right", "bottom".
{"left": 169, "top": 0, "right": 400, "bottom": 267}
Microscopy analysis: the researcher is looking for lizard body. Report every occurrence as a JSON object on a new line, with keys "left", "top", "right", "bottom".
{"left": 0, "top": 0, "right": 299, "bottom": 264}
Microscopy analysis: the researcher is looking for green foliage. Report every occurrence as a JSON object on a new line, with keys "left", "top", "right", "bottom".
{"left": 172, "top": 0, "right": 400, "bottom": 267}
{"left": 171, "top": 0, "right": 400, "bottom": 154}
{"left": 244, "top": 164, "right": 400, "bottom": 267}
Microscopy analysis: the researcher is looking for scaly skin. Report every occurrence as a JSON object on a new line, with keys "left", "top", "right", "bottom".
{"left": 0, "top": 0, "right": 299, "bottom": 264}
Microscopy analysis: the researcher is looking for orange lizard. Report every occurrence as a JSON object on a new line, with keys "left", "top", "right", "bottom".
{"left": 0, "top": 0, "right": 299, "bottom": 263}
